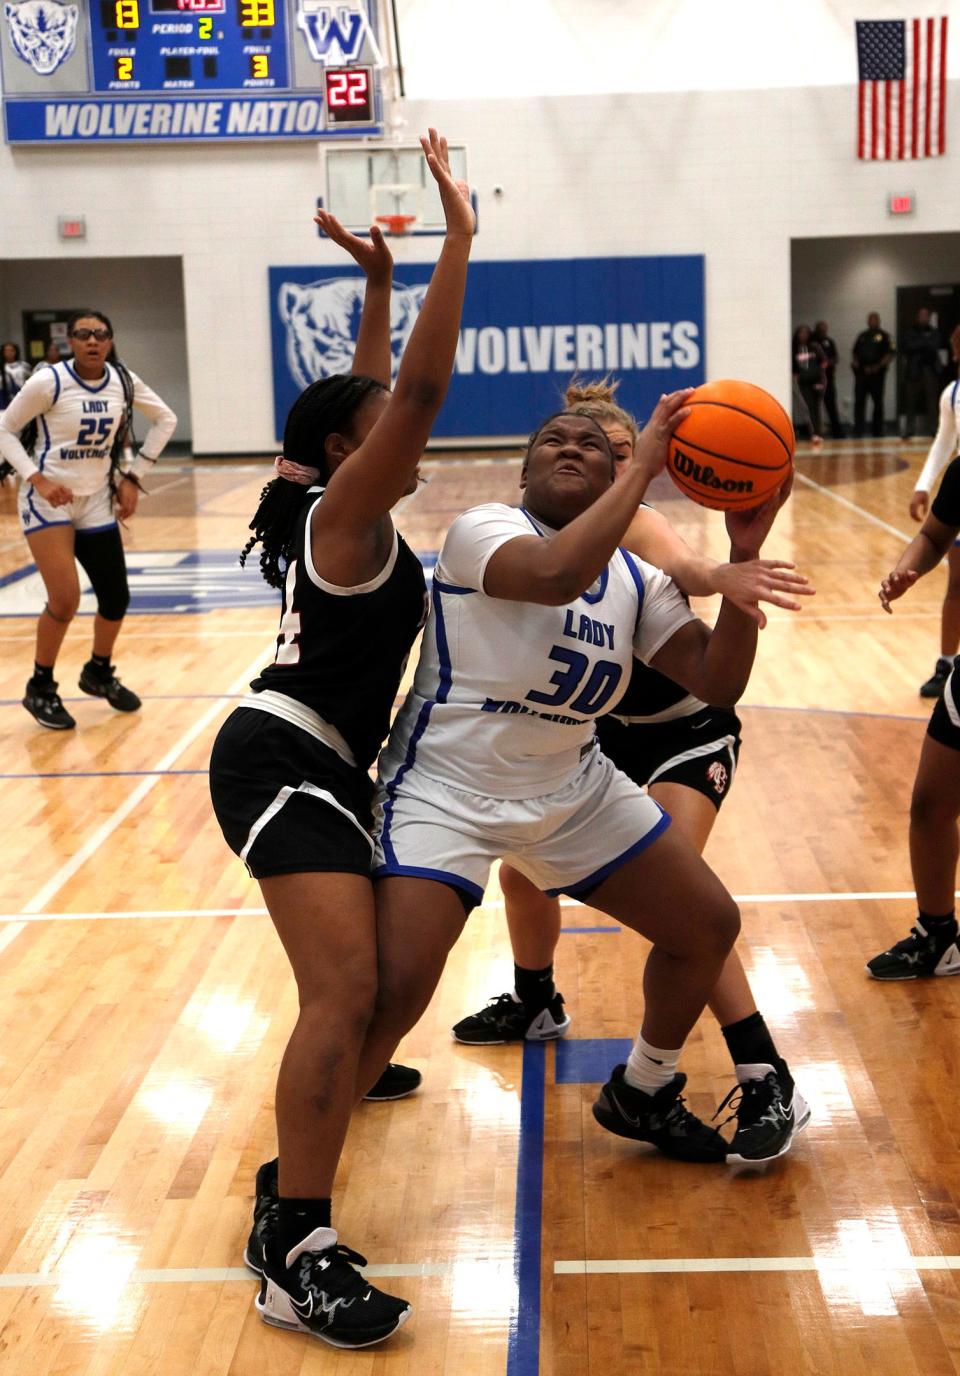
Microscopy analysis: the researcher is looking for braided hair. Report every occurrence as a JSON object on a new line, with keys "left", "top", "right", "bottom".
{"left": 240, "top": 374, "right": 387, "bottom": 589}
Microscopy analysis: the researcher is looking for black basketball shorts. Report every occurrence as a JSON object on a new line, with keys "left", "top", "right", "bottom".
{"left": 596, "top": 706, "right": 742, "bottom": 809}
{"left": 209, "top": 707, "right": 376, "bottom": 880}
{"left": 928, "top": 668, "right": 960, "bottom": 752}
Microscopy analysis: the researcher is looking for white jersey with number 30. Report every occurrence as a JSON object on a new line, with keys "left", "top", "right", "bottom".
{"left": 379, "top": 503, "right": 698, "bottom": 801}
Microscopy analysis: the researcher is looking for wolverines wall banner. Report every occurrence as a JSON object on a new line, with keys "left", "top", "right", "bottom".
{"left": 269, "top": 254, "right": 706, "bottom": 439}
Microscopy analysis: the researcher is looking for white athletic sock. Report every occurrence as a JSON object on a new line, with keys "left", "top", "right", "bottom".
{"left": 624, "top": 1035, "right": 681, "bottom": 1094}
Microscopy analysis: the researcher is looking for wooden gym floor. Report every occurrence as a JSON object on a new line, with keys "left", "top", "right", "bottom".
{"left": 0, "top": 439, "right": 958, "bottom": 1375}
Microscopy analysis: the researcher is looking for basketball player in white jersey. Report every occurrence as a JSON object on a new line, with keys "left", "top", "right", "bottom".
{"left": 453, "top": 379, "right": 812, "bottom": 1164}
{"left": 0, "top": 310, "right": 176, "bottom": 729}
{"left": 357, "top": 400, "right": 795, "bottom": 1161}
{"left": 910, "top": 326, "right": 960, "bottom": 699}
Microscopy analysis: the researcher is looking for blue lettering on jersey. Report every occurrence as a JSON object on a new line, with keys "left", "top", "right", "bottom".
{"left": 525, "top": 644, "right": 622, "bottom": 716}
{"left": 76, "top": 417, "right": 114, "bottom": 444}
{"left": 481, "top": 699, "right": 583, "bottom": 726}
{"left": 562, "top": 608, "right": 615, "bottom": 649}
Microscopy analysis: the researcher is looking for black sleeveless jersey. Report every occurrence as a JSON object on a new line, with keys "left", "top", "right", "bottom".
{"left": 251, "top": 490, "right": 428, "bottom": 770}
{"left": 610, "top": 655, "right": 694, "bottom": 721}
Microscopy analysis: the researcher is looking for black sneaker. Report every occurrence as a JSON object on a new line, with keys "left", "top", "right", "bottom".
{"left": 592, "top": 1065, "right": 727, "bottom": 1163}
{"left": 78, "top": 660, "right": 141, "bottom": 712}
{"left": 451, "top": 991, "right": 571, "bottom": 1045}
{"left": 244, "top": 1158, "right": 278, "bottom": 1276}
{"left": 718, "top": 1063, "right": 811, "bottom": 1165}
{"left": 23, "top": 678, "right": 75, "bottom": 730}
{"left": 256, "top": 1226, "right": 411, "bottom": 1348}
{"left": 866, "top": 919, "right": 960, "bottom": 980}
{"left": 920, "top": 656, "right": 955, "bottom": 698}
{"left": 363, "top": 1063, "right": 422, "bottom": 1101}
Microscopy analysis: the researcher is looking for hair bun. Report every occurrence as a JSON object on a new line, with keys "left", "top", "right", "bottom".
{"left": 564, "top": 373, "right": 621, "bottom": 407}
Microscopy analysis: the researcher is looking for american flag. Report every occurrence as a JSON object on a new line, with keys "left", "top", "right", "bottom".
{"left": 856, "top": 17, "right": 948, "bottom": 160}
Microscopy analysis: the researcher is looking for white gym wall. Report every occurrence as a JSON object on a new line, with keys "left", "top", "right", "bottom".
{"left": 1, "top": 0, "right": 958, "bottom": 453}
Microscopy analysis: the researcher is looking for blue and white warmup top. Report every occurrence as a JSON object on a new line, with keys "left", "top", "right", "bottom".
{"left": 0, "top": 360, "right": 176, "bottom": 496}
{"left": 379, "top": 502, "right": 698, "bottom": 801}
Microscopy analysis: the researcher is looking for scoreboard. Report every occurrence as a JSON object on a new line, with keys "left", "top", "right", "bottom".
{"left": 1, "top": 0, "right": 383, "bottom": 144}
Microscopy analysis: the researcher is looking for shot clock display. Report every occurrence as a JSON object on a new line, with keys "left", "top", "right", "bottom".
{"left": 1, "top": 0, "right": 383, "bottom": 143}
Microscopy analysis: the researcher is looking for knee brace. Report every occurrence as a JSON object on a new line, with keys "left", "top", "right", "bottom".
{"left": 74, "top": 526, "right": 130, "bottom": 623}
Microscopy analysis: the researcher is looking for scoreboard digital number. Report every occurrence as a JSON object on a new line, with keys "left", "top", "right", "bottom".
{"left": 1, "top": 0, "right": 383, "bottom": 143}
{"left": 324, "top": 66, "right": 372, "bottom": 125}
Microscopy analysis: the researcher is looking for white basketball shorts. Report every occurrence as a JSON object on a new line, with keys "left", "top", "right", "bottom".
{"left": 19, "top": 480, "right": 115, "bottom": 535}
{"left": 373, "top": 742, "right": 670, "bottom": 907}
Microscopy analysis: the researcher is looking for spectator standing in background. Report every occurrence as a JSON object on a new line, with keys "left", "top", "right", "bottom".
{"left": 813, "top": 320, "right": 844, "bottom": 438}
{"left": 901, "top": 307, "right": 942, "bottom": 439}
{"left": 1, "top": 342, "right": 29, "bottom": 410}
{"left": 32, "top": 342, "right": 64, "bottom": 375}
{"left": 792, "top": 324, "right": 826, "bottom": 446}
{"left": 852, "top": 312, "right": 894, "bottom": 439}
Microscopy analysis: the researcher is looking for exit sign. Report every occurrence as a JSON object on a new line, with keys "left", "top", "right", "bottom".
{"left": 57, "top": 216, "right": 86, "bottom": 239}
{"left": 888, "top": 193, "right": 915, "bottom": 216}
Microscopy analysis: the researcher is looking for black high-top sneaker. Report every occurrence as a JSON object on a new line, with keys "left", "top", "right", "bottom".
{"left": 867, "top": 918, "right": 960, "bottom": 980}
{"left": 452, "top": 990, "right": 570, "bottom": 1044}
{"left": 256, "top": 1226, "right": 411, "bottom": 1348}
{"left": 592, "top": 1065, "right": 727, "bottom": 1163}
{"left": 244, "top": 1158, "right": 278, "bottom": 1276}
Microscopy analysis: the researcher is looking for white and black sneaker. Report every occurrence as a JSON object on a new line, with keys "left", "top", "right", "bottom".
{"left": 244, "top": 1158, "right": 278, "bottom": 1276}
{"left": 256, "top": 1226, "right": 411, "bottom": 1348}
{"left": 719, "top": 1062, "right": 811, "bottom": 1165}
{"left": 592, "top": 1066, "right": 728, "bottom": 1163}
{"left": 866, "top": 920, "right": 960, "bottom": 980}
{"left": 23, "top": 677, "right": 75, "bottom": 730}
{"left": 451, "top": 991, "right": 571, "bottom": 1044}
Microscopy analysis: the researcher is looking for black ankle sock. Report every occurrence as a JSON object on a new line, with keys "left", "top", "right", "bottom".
{"left": 89, "top": 653, "right": 112, "bottom": 674}
{"left": 32, "top": 663, "right": 54, "bottom": 687}
{"left": 276, "top": 1197, "right": 332, "bottom": 1267}
{"left": 514, "top": 963, "right": 555, "bottom": 1012}
{"left": 919, "top": 910, "right": 957, "bottom": 933}
{"left": 721, "top": 1011, "right": 785, "bottom": 1078}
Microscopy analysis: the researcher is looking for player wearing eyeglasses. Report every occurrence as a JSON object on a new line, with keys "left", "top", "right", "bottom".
{"left": 0, "top": 310, "right": 176, "bottom": 730}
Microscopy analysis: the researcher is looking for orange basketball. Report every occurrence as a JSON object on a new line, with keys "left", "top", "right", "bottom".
{"left": 666, "top": 380, "right": 795, "bottom": 511}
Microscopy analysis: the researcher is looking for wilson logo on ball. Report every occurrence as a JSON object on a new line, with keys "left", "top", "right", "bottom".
{"left": 673, "top": 450, "right": 754, "bottom": 496}
{"left": 666, "top": 379, "right": 795, "bottom": 512}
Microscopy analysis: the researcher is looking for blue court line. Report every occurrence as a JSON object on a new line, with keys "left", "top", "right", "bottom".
{"left": 508, "top": 1041, "right": 546, "bottom": 1376}
{"left": 0, "top": 769, "right": 206, "bottom": 780}
{"left": 560, "top": 925, "right": 621, "bottom": 934}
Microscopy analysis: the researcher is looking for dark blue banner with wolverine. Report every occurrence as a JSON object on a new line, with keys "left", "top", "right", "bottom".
{"left": 268, "top": 255, "right": 705, "bottom": 440}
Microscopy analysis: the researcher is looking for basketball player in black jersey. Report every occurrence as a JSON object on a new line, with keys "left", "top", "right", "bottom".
{"left": 209, "top": 130, "right": 474, "bottom": 1349}
{"left": 870, "top": 455, "right": 960, "bottom": 981}
{"left": 452, "top": 381, "right": 813, "bottom": 1163}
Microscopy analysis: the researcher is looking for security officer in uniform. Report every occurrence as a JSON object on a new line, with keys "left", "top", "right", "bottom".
{"left": 901, "top": 307, "right": 942, "bottom": 439}
{"left": 852, "top": 311, "right": 894, "bottom": 439}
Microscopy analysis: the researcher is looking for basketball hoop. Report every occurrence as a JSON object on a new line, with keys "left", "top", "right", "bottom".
{"left": 376, "top": 213, "right": 417, "bottom": 237}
